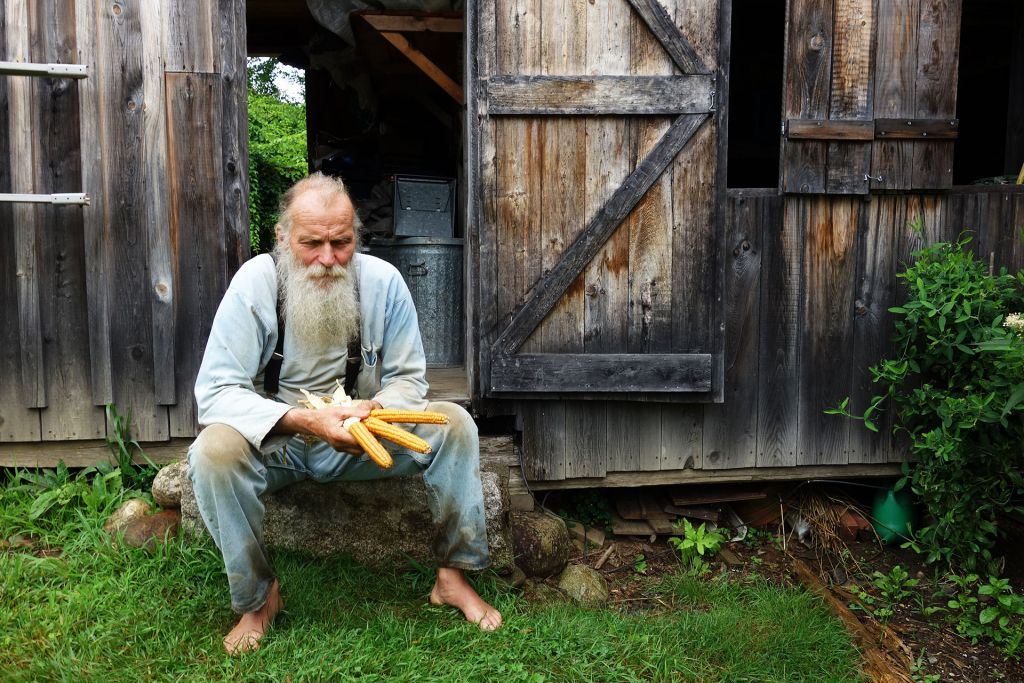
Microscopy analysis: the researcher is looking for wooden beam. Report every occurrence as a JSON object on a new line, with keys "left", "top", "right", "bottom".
{"left": 625, "top": 0, "right": 709, "bottom": 74}
{"left": 525, "top": 463, "right": 904, "bottom": 490}
{"left": 874, "top": 118, "right": 958, "bottom": 139}
{"left": 786, "top": 119, "right": 874, "bottom": 140}
{"left": 490, "top": 353, "right": 712, "bottom": 393}
{"left": 360, "top": 14, "right": 463, "bottom": 34}
{"left": 490, "top": 113, "right": 709, "bottom": 356}
{"left": 378, "top": 31, "right": 464, "bottom": 105}
{"left": 485, "top": 75, "right": 714, "bottom": 115}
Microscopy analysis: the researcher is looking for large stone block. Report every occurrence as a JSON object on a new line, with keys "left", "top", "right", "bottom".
{"left": 174, "top": 464, "right": 512, "bottom": 572}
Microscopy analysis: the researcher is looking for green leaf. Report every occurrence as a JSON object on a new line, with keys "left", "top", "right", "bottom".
{"left": 979, "top": 607, "right": 999, "bottom": 625}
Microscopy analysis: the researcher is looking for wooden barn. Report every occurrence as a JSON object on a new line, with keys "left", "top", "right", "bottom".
{"left": 1, "top": 0, "right": 1022, "bottom": 498}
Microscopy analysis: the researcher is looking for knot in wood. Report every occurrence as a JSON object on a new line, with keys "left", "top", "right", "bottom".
{"left": 809, "top": 33, "right": 825, "bottom": 51}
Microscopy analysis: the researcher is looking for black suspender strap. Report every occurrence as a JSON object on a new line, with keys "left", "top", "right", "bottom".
{"left": 263, "top": 252, "right": 363, "bottom": 398}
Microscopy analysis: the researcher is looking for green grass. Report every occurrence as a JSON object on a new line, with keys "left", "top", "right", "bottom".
{"left": 0, "top": 471, "right": 864, "bottom": 682}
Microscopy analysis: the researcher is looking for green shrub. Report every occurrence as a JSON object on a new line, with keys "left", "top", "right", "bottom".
{"left": 247, "top": 59, "right": 307, "bottom": 254}
{"left": 833, "top": 238, "right": 1024, "bottom": 570}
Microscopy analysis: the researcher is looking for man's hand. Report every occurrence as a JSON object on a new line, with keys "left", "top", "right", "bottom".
{"left": 273, "top": 400, "right": 382, "bottom": 454}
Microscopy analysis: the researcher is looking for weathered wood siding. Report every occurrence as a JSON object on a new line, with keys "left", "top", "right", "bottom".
{"left": 0, "top": 0, "right": 247, "bottom": 445}
{"left": 781, "top": 0, "right": 962, "bottom": 193}
{"left": 520, "top": 187, "right": 1024, "bottom": 480}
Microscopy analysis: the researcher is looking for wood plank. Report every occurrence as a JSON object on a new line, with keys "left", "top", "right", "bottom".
{"left": 786, "top": 119, "right": 873, "bottom": 140}
{"left": 0, "top": 5, "right": 40, "bottom": 441}
{"left": 490, "top": 353, "right": 712, "bottom": 393}
{"left": 781, "top": 0, "right": 833, "bottom": 193}
{"left": 671, "top": 486, "right": 766, "bottom": 506}
{"left": 626, "top": 1, "right": 674, "bottom": 367}
{"left": 359, "top": 13, "right": 463, "bottom": 34}
{"left": 875, "top": 118, "right": 958, "bottom": 139}
{"left": 849, "top": 196, "right": 896, "bottom": 464}
{"left": 493, "top": 0, "right": 541, "bottom": 359}
{"left": 606, "top": 402, "right": 642, "bottom": 472}
{"left": 798, "top": 197, "right": 857, "bottom": 465}
{"left": 140, "top": 0, "right": 175, "bottom": 406}
{"left": 870, "top": 0, "right": 920, "bottom": 190}
{"left": 660, "top": 404, "right": 702, "bottom": 470}
{"left": 520, "top": 400, "right": 566, "bottom": 480}
{"left": 164, "top": 0, "right": 217, "bottom": 73}
{"left": 98, "top": 0, "right": 167, "bottom": 441}
{"left": 32, "top": 0, "right": 105, "bottom": 440}
{"left": 218, "top": 0, "right": 251, "bottom": 277}
{"left": 756, "top": 194, "right": 798, "bottom": 467}
{"left": 0, "top": 438, "right": 192, "bottom": 469}
{"left": 564, "top": 400, "right": 606, "bottom": 478}
{"left": 635, "top": 402, "right": 662, "bottom": 472}
{"left": 6, "top": 0, "right": 46, "bottom": 409}
{"left": 709, "top": 0, "right": 726, "bottom": 404}
{"left": 527, "top": 463, "right": 903, "bottom": 489}
{"left": 582, "top": 0, "right": 631, "bottom": 357}
{"left": 492, "top": 113, "right": 709, "bottom": 356}
{"left": 826, "top": 0, "right": 873, "bottom": 194}
{"left": 379, "top": 31, "right": 464, "bottom": 105}
{"left": 471, "top": 0, "right": 497, "bottom": 399}
{"left": 624, "top": 0, "right": 709, "bottom": 74}
{"left": 911, "top": 0, "right": 961, "bottom": 189}
{"left": 485, "top": 75, "right": 714, "bottom": 114}
{"left": 530, "top": 0, "right": 586, "bottom": 355}
{"left": 75, "top": 0, "right": 113, "bottom": 405}
{"left": 670, "top": 118, "right": 717, "bottom": 354}
{"left": 703, "top": 192, "right": 761, "bottom": 469}
{"left": 166, "top": 73, "right": 228, "bottom": 437}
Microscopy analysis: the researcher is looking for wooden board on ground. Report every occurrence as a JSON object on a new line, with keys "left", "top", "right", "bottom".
{"left": 671, "top": 486, "right": 767, "bottom": 506}
{"left": 610, "top": 511, "right": 655, "bottom": 536}
{"left": 614, "top": 490, "right": 673, "bottom": 520}
{"left": 664, "top": 504, "right": 721, "bottom": 522}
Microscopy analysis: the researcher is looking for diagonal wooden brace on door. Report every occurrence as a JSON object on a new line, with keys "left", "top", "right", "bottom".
{"left": 488, "top": 113, "right": 712, "bottom": 392}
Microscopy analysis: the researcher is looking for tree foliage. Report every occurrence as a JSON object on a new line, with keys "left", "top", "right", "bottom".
{"left": 247, "top": 58, "right": 307, "bottom": 254}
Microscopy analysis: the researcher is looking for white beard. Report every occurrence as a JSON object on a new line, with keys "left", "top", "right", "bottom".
{"left": 274, "top": 242, "right": 361, "bottom": 352}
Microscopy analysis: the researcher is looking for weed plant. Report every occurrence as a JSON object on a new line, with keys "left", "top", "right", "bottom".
{"left": 0, "top": 470, "right": 864, "bottom": 682}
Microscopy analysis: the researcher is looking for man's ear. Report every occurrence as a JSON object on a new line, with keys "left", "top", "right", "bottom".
{"left": 275, "top": 224, "right": 284, "bottom": 242}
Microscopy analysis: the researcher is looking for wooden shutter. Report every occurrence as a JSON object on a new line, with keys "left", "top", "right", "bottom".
{"left": 781, "top": 0, "right": 962, "bottom": 193}
{"left": 472, "top": 0, "right": 724, "bottom": 399}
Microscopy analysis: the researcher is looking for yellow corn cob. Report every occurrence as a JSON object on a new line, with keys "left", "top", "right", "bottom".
{"left": 347, "top": 420, "right": 394, "bottom": 469}
{"left": 363, "top": 417, "right": 432, "bottom": 454}
{"left": 369, "top": 409, "right": 449, "bottom": 425}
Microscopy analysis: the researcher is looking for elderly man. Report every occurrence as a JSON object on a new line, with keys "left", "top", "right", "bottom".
{"left": 188, "top": 173, "right": 501, "bottom": 654}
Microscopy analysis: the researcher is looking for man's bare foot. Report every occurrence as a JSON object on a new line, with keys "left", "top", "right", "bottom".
{"left": 223, "top": 579, "right": 284, "bottom": 654}
{"left": 429, "top": 567, "right": 503, "bottom": 631}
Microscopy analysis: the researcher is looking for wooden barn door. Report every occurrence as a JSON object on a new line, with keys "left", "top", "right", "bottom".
{"left": 471, "top": 0, "right": 724, "bottom": 402}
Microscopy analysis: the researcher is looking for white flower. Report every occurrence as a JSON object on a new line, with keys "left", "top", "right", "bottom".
{"left": 1004, "top": 312, "right": 1024, "bottom": 335}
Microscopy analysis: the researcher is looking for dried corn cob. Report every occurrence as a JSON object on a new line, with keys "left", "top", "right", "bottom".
{"left": 369, "top": 409, "right": 449, "bottom": 425}
{"left": 344, "top": 417, "right": 393, "bottom": 469}
{"left": 363, "top": 416, "right": 432, "bottom": 454}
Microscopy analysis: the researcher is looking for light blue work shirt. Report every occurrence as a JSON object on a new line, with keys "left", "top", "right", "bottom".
{"left": 194, "top": 252, "right": 429, "bottom": 454}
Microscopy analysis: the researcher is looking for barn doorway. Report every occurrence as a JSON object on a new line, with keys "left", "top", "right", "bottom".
{"left": 246, "top": 1, "right": 471, "bottom": 403}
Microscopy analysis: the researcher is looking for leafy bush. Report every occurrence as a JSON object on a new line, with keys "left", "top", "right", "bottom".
{"left": 833, "top": 238, "right": 1024, "bottom": 570}
{"left": 247, "top": 58, "right": 307, "bottom": 254}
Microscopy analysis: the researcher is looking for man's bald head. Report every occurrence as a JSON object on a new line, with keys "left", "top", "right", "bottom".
{"left": 275, "top": 172, "right": 363, "bottom": 238}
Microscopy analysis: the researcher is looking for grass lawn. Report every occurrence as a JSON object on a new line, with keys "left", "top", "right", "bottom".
{"left": 0, "top": 469, "right": 864, "bottom": 682}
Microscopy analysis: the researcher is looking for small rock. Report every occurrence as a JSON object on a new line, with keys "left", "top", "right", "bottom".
{"left": 495, "top": 565, "right": 527, "bottom": 589}
{"left": 557, "top": 564, "right": 609, "bottom": 606}
{"left": 120, "top": 510, "right": 181, "bottom": 550}
{"left": 104, "top": 498, "right": 153, "bottom": 534}
{"left": 511, "top": 510, "right": 572, "bottom": 578}
{"left": 521, "top": 579, "right": 566, "bottom": 605}
{"left": 152, "top": 461, "right": 188, "bottom": 509}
